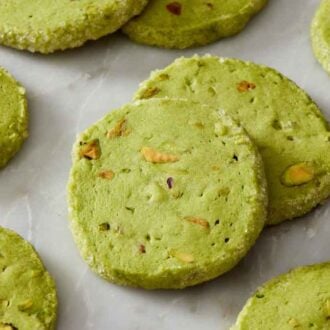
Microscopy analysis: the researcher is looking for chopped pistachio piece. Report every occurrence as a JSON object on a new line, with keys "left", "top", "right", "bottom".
{"left": 107, "top": 119, "right": 129, "bottom": 138}
{"left": 237, "top": 80, "right": 256, "bottom": 92}
{"left": 140, "top": 87, "right": 160, "bottom": 99}
{"left": 141, "top": 147, "right": 179, "bottom": 163}
{"left": 281, "top": 163, "right": 314, "bottom": 187}
{"left": 184, "top": 216, "right": 210, "bottom": 229}
{"left": 99, "top": 170, "right": 114, "bottom": 180}
{"left": 79, "top": 140, "right": 101, "bottom": 160}
{"left": 172, "top": 251, "right": 194, "bottom": 263}
{"left": 18, "top": 299, "right": 33, "bottom": 311}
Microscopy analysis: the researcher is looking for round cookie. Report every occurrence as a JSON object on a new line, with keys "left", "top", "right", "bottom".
{"left": 122, "top": 0, "right": 268, "bottom": 49}
{"left": 0, "top": 0, "right": 149, "bottom": 53}
{"left": 68, "top": 98, "right": 267, "bottom": 289}
{"left": 0, "top": 227, "right": 57, "bottom": 330}
{"left": 311, "top": 0, "right": 330, "bottom": 74}
{"left": 134, "top": 55, "right": 330, "bottom": 225}
{"left": 232, "top": 263, "right": 330, "bottom": 330}
{"left": 0, "top": 67, "right": 28, "bottom": 169}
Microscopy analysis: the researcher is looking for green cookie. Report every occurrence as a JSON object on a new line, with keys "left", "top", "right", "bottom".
{"left": 0, "top": 67, "right": 28, "bottom": 169}
{"left": 232, "top": 263, "right": 330, "bottom": 330}
{"left": 134, "top": 55, "right": 330, "bottom": 225}
{"left": 311, "top": 0, "right": 330, "bottom": 75}
{"left": 122, "top": 0, "right": 268, "bottom": 49}
{"left": 68, "top": 98, "right": 267, "bottom": 289}
{"left": 0, "top": 227, "right": 57, "bottom": 330}
{"left": 0, "top": 0, "right": 149, "bottom": 54}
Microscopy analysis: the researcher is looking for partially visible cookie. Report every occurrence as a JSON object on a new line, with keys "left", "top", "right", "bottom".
{"left": 0, "top": 0, "right": 149, "bottom": 53}
{"left": 232, "top": 263, "right": 330, "bottom": 330}
{"left": 134, "top": 55, "right": 330, "bottom": 225}
{"left": 68, "top": 98, "right": 267, "bottom": 289}
{"left": 311, "top": 0, "right": 330, "bottom": 74}
{"left": 0, "top": 67, "right": 28, "bottom": 169}
{"left": 0, "top": 227, "right": 57, "bottom": 330}
{"left": 122, "top": 0, "right": 268, "bottom": 49}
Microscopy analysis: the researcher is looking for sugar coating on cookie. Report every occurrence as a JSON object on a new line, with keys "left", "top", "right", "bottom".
{"left": 134, "top": 55, "right": 330, "bottom": 225}
{"left": 0, "top": 227, "right": 57, "bottom": 330}
{"left": 122, "top": 0, "right": 268, "bottom": 49}
{"left": 0, "top": 67, "right": 28, "bottom": 169}
{"left": 232, "top": 263, "right": 330, "bottom": 330}
{"left": 311, "top": 0, "right": 330, "bottom": 74}
{"left": 68, "top": 98, "right": 267, "bottom": 289}
{"left": 0, "top": 0, "right": 149, "bottom": 53}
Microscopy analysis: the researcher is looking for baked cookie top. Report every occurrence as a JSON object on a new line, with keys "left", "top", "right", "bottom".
{"left": 68, "top": 98, "right": 267, "bottom": 289}
{"left": 0, "top": 67, "right": 28, "bottom": 169}
{"left": 122, "top": 0, "right": 268, "bottom": 49}
{"left": 0, "top": 0, "right": 148, "bottom": 53}
{"left": 0, "top": 227, "right": 57, "bottom": 330}
{"left": 232, "top": 263, "right": 330, "bottom": 330}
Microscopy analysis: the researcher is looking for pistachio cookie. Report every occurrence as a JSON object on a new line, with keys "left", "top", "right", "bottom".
{"left": 122, "top": 0, "right": 268, "bottom": 49}
{"left": 0, "top": 67, "right": 28, "bottom": 169}
{"left": 68, "top": 99, "right": 267, "bottom": 289}
{"left": 0, "top": 0, "right": 149, "bottom": 53}
{"left": 134, "top": 55, "right": 330, "bottom": 225}
{"left": 232, "top": 263, "right": 330, "bottom": 330}
{"left": 311, "top": 0, "right": 330, "bottom": 74}
{"left": 0, "top": 227, "right": 57, "bottom": 330}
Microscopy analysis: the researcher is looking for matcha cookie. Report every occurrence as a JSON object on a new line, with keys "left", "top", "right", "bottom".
{"left": 232, "top": 263, "right": 330, "bottom": 330}
{"left": 68, "top": 98, "right": 267, "bottom": 289}
{"left": 0, "top": 0, "right": 149, "bottom": 53}
{"left": 122, "top": 0, "right": 268, "bottom": 49}
{"left": 0, "top": 67, "right": 28, "bottom": 169}
{"left": 0, "top": 227, "right": 57, "bottom": 330}
{"left": 311, "top": 0, "right": 330, "bottom": 74}
{"left": 134, "top": 55, "right": 330, "bottom": 225}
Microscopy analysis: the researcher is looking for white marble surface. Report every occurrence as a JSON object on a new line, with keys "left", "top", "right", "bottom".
{"left": 1, "top": 0, "right": 330, "bottom": 329}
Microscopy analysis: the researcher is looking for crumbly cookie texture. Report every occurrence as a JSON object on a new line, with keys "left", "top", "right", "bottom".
{"left": 311, "top": 0, "right": 330, "bottom": 74}
{"left": 134, "top": 55, "right": 330, "bottom": 225}
{"left": 0, "top": 227, "right": 57, "bottom": 330}
{"left": 68, "top": 98, "right": 267, "bottom": 289}
{"left": 122, "top": 0, "right": 268, "bottom": 49}
{"left": 0, "top": 67, "right": 28, "bottom": 169}
{"left": 232, "top": 263, "right": 330, "bottom": 330}
{"left": 0, "top": 0, "right": 149, "bottom": 53}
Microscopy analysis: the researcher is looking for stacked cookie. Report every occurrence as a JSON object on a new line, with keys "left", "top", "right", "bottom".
{"left": 134, "top": 55, "right": 330, "bottom": 226}
{"left": 65, "top": 54, "right": 330, "bottom": 328}
{"left": 67, "top": 55, "right": 330, "bottom": 293}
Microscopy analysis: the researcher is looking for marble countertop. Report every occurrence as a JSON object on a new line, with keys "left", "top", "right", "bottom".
{"left": 1, "top": 0, "right": 330, "bottom": 329}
